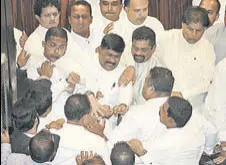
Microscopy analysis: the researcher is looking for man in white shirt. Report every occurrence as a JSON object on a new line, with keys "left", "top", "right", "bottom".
{"left": 51, "top": 94, "right": 111, "bottom": 164}
{"left": 129, "top": 26, "right": 161, "bottom": 105}
{"left": 106, "top": 67, "right": 175, "bottom": 144}
{"left": 205, "top": 6, "right": 226, "bottom": 64}
{"left": 21, "top": 27, "right": 81, "bottom": 102}
{"left": 68, "top": 1, "right": 102, "bottom": 56}
{"left": 205, "top": 58, "right": 226, "bottom": 143}
{"left": 112, "top": 0, "right": 164, "bottom": 67}
{"left": 157, "top": 6, "right": 215, "bottom": 107}
{"left": 199, "top": 0, "right": 221, "bottom": 27}
{"left": 83, "top": 34, "right": 133, "bottom": 131}
{"left": 24, "top": 0, "right": 61, "bottom": 57}
{"left": 92, "top": 0, "right": 126, "bottom": 35}
{"left": 140, "top": 97, "right": 217, "bottom": 165}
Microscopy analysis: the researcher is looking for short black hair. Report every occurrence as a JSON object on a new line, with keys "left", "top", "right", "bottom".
{"left": 34, "top": 0, "right": 61, "bottom": 16}
{"left": 29, "top": 129, "right": 55, "bottom": 163}
{"left": 64, "top": 94, "right": 90, "bottom": 121}
{"left": 124, "top": 0, "right": 148, "bottom": 7}
{"left": 28, "top": 80, "right": 52, "bottom": 116}
{"left": 101, "top": 33, "right": 125, "bottom": 53}
{"left": 182, "top": 6, "right": 209, "bottom": 27}
{"left": 167, "top": 96, "right": 192, "bottom": 128}
{"left": 200, "top": 0, "right": 221, "bottom": 14}
{"left": 67, "top": 0, "right": 92, "bottom": 17}
{"left": 132, "top": 26, "right": 156, "bottom": 47}
{"left": 148, "top": 67, "right": 174, "bottom": 93}
{"left": 45, "top": 27, "right": 68, "bottom": 42}
{"left": 12, "top": 98, "right": 37, "bottom": 132}
{"left": 110, "top": 141, "right": 135, "bottom": 165}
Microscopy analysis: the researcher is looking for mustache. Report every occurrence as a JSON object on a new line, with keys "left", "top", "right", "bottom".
{"left": 105, "top": 61, "right": 116, "bottom": 66}
{"left": 105, "top": 12, "right": 116, "bottom": 14}
{"left": 134, "top": 54, "right": 145, "bottom": 59}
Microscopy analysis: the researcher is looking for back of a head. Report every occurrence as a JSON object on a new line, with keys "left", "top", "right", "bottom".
{"left": 132, "top": 26, "right": 156, "bottom": 47}
{"left": 100, "top": 33, "right": 125, "bottom": 53}
{"left": 167, "top": 96, "right": 193, "bottom": 128}
{"left": 34, "top": 0, "right": 61, "bottom": 16}
{"left": 149, "top": 67, "right": 175, "bottom": 93}
{"left": 82, "top": 155, "right": 106, "bottom": 165}
{"left": 28, "top": 80, "right": 52, "bottom": 116}
{"left": 64, "top": 94, "right": 90, "bottom": 121}
{"left": 110, "top": 141, "right": 135, "bottom": 165}
{"left": 12, "top": 97, "right": 37, "bottom": 132}
{"left": 182, "top": 6, "right": 209, "bottom": 27}
{"left": 29, "top": 129, "right": 55, "bottom": 163}
{"left": 45, "top": 27, "right": 68, "bottom": 42}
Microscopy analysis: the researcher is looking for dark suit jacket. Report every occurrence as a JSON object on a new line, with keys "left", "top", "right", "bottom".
{"left": 10, "top": 129, "right": 31, "bottom": 155}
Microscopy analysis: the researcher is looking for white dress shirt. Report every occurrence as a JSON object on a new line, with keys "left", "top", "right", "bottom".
{"left": 1, "top": 143, "right": 52, "bottom": 165}
{"left": 24, "top": 25, "right": 48, "bottom": 57}
{"left": 204, "top": 23, "right": 226, "bottom": 64}
{"left": 108, "top": 97, "right": 168, "bottom": 143}
{"left": 205, "top": 58, "right": 226, "bottom": 142}
{"left": 157, "top": 29, "right": 215, "bottom": 103}
{"left": 14, "top": 28, "right": 23, "bottom": 59}
{"left": 113, "top": 16, "right": 164, "bottom": 44}
{"left": 50, "top": 123, "right": 111, "bottom": 164}
{"left": 141, "top": 110, "right": 217, "bottom": 165}
{"left": 70, "top": 28, "right": 102, "bottom": 56}
{"left": 133, "top": 52, "right": 161, "bottom": 105}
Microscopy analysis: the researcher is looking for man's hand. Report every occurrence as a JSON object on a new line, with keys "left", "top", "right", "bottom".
{"left": 213, "top": 151, "right": 226, "bottom": 164}
{"left": 81, "top": 114, "right": 108, "bottom": 141}
{"left": 19, "top": 31, "right": 28, "bottom": 49}
{"left": 46, "top": 118, "right": 65, "bottom": 130}
{"left": 103, "top": 22, "right": 114, "bottom": 34}
{"left": 96, "top": 91, "right": 104, "bottom": 100}
{"left": 127, "top": 139, "right": 147, "bottom": 157}
{"left": 76, "top": 151, "right": 94, "bottom": 165}
{"left": 1, "top": 129, "right": 10, "bottom": 143}
{"left": 113, "top": 103, "right": 128, "bottom": 115}
{"left": 66, "top": 72, "right": 80, "bottom": 86}
{"left": 37, "top": 61, "right": 55, "bottom": 78}
{"left": 17, "top": 50, "right": 30, "bottom": 68}
{"left": 118, "top": 66, "right": 136, "bottom": 86}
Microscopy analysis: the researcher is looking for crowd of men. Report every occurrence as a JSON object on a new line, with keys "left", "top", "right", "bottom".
{"left": 1, "top": 0, "right": 226, "bottom": 164}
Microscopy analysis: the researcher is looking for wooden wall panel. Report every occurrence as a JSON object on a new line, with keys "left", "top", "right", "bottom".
{"left": 11, "top": 0, "right": 193, "bottom": 35}
{"left": 149, "top": 0, "right": 192, "bottom": 30}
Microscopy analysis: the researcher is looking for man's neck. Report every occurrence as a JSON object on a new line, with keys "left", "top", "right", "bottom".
{"left": 73, "top": 29, "right": 90, "bottom": 39}
{"left": 67, "top": 120, "right": 81, "bottom": 126}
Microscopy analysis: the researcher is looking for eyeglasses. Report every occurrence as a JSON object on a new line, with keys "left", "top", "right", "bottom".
{"left": 72, "top": 14, "right": 90, "bottom": 20}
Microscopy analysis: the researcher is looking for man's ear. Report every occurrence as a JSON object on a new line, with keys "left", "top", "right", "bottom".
{"left": 124, "top": 6, "right": 129, "bottom": 13}
{"left": 146, "top": 86, "right": 155, "bottom": 96}
{"left": 151, "top": 45, "right": 156, "bottom": 53}
{"left": 168, "top": 117, "right": 176, "bottom": 128}
{"left": 42, "top": 41, "right": 46, "bottom": 48}
{"left": 216, "top": 13, "right": 220, "bottom": 21}
{"left": 35, "top": 15, "right": 41, "bottom": 23}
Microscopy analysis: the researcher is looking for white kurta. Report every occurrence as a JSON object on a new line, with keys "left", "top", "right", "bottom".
{"left": 133, "top": 53, "right": 161, "bottom": 105}
{"left": 24, "top": 25, "right": 48, "bottom": 57}
{"left": 157, "top": 29, "right": 215, "bottom": 103}
{"left": 141, "top": 110, "right": 217, "bottom": 165}
{"left": 113, "top": 15, "right": 164, "bottom": 44}
{"left": 70, "top": 28, "right": 101, "bottom": 56}
{"left": 205, "top": 58, "right": 226, "bottom": 141}
{"left": 50, "top": 123, "right": 111, "bottom": 164}
{"left": 204, "top": 23, "right": 226, "bottom": 64}
{"left": 14, "top": 28, "right": 23, "bottom": 59}
{"left": 108, "top": 97, "right": 168, "bottom": 143}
